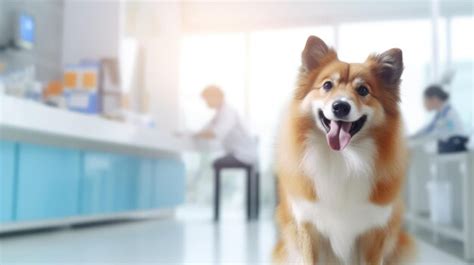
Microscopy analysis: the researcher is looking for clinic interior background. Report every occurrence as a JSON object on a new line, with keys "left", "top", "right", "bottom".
{"left": 1, "top": 0, "right": 472, "bottom": 211}
{"left": 164, "top": 4, "right": 473, "bottom": 207}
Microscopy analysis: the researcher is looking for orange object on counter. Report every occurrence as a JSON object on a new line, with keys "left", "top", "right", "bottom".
{"left": 82, "top": 71, "right": 97, "bottom": 90}
{"left": 43, "top": 80, "right": 63, "bottom": 97}
{"left": 63, "top": 71, "right": 77, "bottom": 89}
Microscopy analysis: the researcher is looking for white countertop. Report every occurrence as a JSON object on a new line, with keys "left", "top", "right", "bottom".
{"left": 0, "top": 94, "right": 192, "bottom": 158}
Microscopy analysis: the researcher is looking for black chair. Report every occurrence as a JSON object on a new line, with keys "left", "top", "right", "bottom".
{"left": 213, "top": 157, "right": 259, "bottom": 221}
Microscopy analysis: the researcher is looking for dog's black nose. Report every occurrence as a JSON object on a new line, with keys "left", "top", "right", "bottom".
{"left": 332, "top": 100, "right": 351, "bottom": 118}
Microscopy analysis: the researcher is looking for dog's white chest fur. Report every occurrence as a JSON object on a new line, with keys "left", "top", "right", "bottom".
{"left": 291, "top": 197, "right": 392, "bottom": 264}
{"left": 290, "top": 135, "right": 392, "bottom": 264}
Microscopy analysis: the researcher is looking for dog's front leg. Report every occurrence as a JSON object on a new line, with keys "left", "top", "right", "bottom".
{"left": 359, "top": 228, "right": 387, "bottom": 265}
{"left": 297, "top": 222, "right": 319, "bottom": 265}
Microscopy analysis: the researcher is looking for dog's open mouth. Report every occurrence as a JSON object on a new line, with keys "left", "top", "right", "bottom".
{"left": 318, "top": 110, "right": 367, "bottom": 151}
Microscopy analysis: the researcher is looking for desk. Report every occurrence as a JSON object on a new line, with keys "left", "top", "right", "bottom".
{"left": 406, "top": 139, "right": 474, "bottom": 260}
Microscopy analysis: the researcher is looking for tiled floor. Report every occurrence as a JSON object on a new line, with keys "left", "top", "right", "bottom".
{"left": 0, "top": 208, "right": 470, "bottom": 265}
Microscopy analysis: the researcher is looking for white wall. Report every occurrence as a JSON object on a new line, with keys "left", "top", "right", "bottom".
{"left": 62, "top": 1, "right": 182, "bottom": 132}
{"left": 125, "top": 2, "right": 182, "bottom": 132}
{"left": 145, "top": 3, "right": 182, "bottom": 132}
{"left": 62, "top": 0, "right": 120, "bottom": 64}
{"left": 0, "top": 0, "right": 8, "bottom": 45}
{"left": 0, "top": 0, "right": 64, "bottom": 81}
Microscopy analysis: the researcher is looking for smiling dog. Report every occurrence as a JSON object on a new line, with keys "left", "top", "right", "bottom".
{"left": 273, "top": 36, "right": 415, "bottom": 265}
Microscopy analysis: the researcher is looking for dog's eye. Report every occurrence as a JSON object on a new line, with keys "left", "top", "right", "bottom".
{"left": 322, "top": 81, "right": 333, "bottom": 91}
{"left": 356, "top": 86, "right": 369, "bottom": 96}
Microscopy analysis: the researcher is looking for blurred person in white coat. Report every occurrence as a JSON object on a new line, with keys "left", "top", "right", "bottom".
{"left": 410, "top": 84, "right": 469, "bottom": 153}
{"left": 195, "top": 85, "right": 257, "bottom": 167}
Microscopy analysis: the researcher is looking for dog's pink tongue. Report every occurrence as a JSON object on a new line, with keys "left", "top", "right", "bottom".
{"left": 326, "top": 120, "right": 352, "bottom": 151}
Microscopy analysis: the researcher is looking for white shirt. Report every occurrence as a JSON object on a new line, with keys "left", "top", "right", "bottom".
{"left": 205, "top": 103, "right": 257, "bottom": 164}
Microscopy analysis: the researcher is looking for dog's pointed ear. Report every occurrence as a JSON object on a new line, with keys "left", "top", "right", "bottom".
{"left": 302, "top": 36, "right": 329, "bottom": 71}
{"left": 374, "top": 48, "right": 404, "bottom": 86}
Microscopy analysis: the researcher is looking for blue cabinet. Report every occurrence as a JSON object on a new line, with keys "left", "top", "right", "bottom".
{"left": 81, "top": 152, "right": 114, "bottom": 214}
{"left": 136, "top": 159, "right": 156, "bottom": 209}
{"left": 16, "top": 143, "right": 81, "bottom": 221}
{"left": 112, "top": 155, "right": 139, "bottom": 212}
{"left": 1, "top": 139, "right": 185, "bottom": 226}
{"left": 136, "top": 159, "right": 155, "bottom": 210}
{"left": 0, "top": 141, "right": 16, "bottom": 223}
{"left": 81, "top": 153, "right": 141, "bottom": 214}
{"left": 155, "top": 159, "right": 185, "bottom": 208}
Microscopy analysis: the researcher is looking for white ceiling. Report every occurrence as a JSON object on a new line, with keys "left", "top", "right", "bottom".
{"left": 181, "top": 0, "right": 473, "bottom": 32}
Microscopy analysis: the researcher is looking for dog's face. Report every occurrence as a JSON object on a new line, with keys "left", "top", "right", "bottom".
{"left": 297, "top": 36, "right": 403, "bottom": 151}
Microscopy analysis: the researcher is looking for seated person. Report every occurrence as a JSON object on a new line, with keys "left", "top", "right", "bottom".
{"left": 412, "top": 84, "right": 464, "bottom": 140}
{"left": 411, "top": 84, "right": 467, "bottom": 152}
{"left": 195, "top": 85, "right": 257, "bottom": 167}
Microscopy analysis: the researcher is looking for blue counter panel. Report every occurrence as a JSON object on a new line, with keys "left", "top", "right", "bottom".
{"left": 0, "top": 141, "right": 16, "bottom": 223}
{"left": 81, "top": 153, "right": 141, "bottom": 214}
{"left": 2, "top": 139, "right": 185, "bottom": 226}
{"left": 137, "top": 159, "right": 156, "bottom": 210}
{"left": 81, "top": 152, "right": 113, "bottom": 215}
{"left": 155, "top": 159, "right": 185, "bottom": 208}
{"left": 16, "top": 143, "right": 81, "bottom": 221}
{"left": 112, "top": 155, "right": 139, "bottom": 212}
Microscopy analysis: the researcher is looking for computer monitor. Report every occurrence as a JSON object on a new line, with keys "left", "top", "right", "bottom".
{"left": 15, "top": 13, "right": 35, "bottom": 50}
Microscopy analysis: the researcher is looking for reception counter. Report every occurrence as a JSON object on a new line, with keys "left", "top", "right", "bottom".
{"left": 0, "top": 94, "right": 187, "bottom": 232}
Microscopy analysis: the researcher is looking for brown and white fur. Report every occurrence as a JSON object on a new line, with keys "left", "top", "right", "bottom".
{"left": 273, "top": 36, "right": 415, "bottom": 265}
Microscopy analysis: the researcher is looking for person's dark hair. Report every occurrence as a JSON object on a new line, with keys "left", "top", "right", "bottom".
{"left": 424, "top": 84, "right": 449, "bottom": 101}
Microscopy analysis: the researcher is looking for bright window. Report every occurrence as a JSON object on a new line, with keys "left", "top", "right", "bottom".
{"left": 449, "top": 16, "right": 474, "bottom": 131}
{"left": 179, "top": 33, "right": 246, "bottom": 132}
{"left": 338, "top": 19, "right": 433, "bottom": 135}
